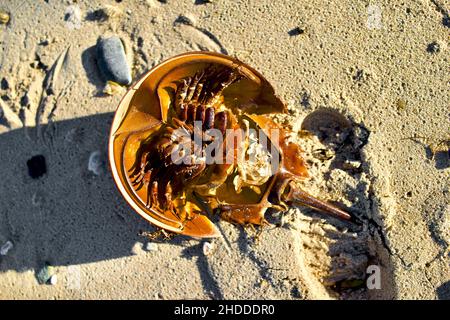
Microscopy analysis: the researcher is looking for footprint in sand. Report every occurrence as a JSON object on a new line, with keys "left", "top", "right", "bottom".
{"left": 287, "top": 107, "right": 396, "bottom": 299}
{"left": 173, "top": 15, "right": 228, "bottom": 54}
{"left": 0, "top": 99, "right": 21, "bottom": 132}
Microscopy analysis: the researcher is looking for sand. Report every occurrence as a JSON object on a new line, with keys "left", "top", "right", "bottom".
{"left": 0, "top": 0, "right": 448, "bottom": 300}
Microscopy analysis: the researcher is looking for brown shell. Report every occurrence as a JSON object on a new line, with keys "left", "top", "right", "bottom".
{"left": 109, "top": 52, "right": 307, "bottom": 238}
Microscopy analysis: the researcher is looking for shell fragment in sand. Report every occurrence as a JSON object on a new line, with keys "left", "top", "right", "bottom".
{"left": 0, "top": 241, "right": 13, "bottom": 255}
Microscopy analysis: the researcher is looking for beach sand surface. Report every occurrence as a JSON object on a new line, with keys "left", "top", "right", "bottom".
{"left": 0, "top": 0, "right": 448, "bottom": 299}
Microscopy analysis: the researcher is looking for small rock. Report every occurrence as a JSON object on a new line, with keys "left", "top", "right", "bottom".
{"left": 36, "top": 263, "right": 55, "bottom": 285}
{"left": 137, "top": 37, "right": 144, "bottom": 48}
{"left": 258, "top": 279, "right": 268, "bottom": 288}
{"left": 20, "top": 94, "right": 29, "bottom": 107}
{"left": 38, "top": 39, "right": 49, "bottom": 46}
{"left": 145, "top": 242, "right": 159, "bottom": 252}
{"left": 427, "top": 41, "right": 441, "bottom": 54}
{"left": 96, "top": 36, "right": 132, "bottom": 85}
{"left": 131, "top": 242, "right": 144, "bottom": 255}
{"left": 396, "top": 98, "right": 407, "bottom": 111}
{"left": 312, "top": 148, "right": 335, "bottom": 161}
{"left": 1, "top": 78, "right": 9, "bottom": 90}
{"left": 290, "top": 285, "right": 302, "bottom": 298}
{"left": 0, "top": 10, "right": 10, "bottom": 25}
{"left": 0, "top": 241, "right": 13, "bottom": 256}
{"left": 49, "top": 275, "right": 58, "bottom": 285}
{"left": 202, "top": 241, "right": 214, "bottom": 256}
{"left": 88, "top": 150, "right": 104, "bottom": 175}
{"left": 352, "top": 69, "right": 369, "bottom": 82}
{"left": 342, "top": 160, "right": 361, "bottom": 170}
{"left": 288, "top": 27, "right": 305, "bottom": 36}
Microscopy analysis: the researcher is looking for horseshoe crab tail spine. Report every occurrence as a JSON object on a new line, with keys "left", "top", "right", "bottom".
{"left": 285, "top": 183, "right": 352, "bottom": 221}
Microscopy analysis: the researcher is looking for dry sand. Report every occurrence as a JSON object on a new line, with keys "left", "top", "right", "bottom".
{"left": 0, "top": 0, "right": 448, "bottom": 299}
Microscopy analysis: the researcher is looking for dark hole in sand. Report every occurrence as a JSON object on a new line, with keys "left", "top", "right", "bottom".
{"left": 288, "top": 27, "right": 305, "bottom": 36}
{"left": 27, "top": 155, "right": 47, "bottom": 179}
{"left": 1, "top": 78, "right": 9, "bottom": 90}
{"left": 194, "top": 0, "right": 211, "bottom": 5}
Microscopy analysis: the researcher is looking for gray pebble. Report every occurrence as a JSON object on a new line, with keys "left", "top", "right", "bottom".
{"left": 427, "top": 41, "right": 440, "bottom": 54}
{"left": 96, "top": 36, "right": 131, "bottom": 85}
{"left": 36, "top": 263, "right": 55, "bottom": 285}
{"left": 0, "top": 241, "right": 13, "bottom": 256}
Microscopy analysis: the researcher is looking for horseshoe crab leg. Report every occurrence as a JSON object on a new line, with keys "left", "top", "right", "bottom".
{"left": 283, "top": 181, "right": 352, "bottom": 221}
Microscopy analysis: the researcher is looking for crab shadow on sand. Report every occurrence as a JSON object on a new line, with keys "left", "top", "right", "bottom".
{"left": 0, "top": 113, "right": 261, "bottom": 298}
{"left": 0, "top": 113, "right": 144, "bottom": 272}
{"left": 0, "top": 113, "right": 200, "bottom": 274}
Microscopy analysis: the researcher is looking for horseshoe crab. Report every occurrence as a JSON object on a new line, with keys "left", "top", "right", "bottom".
{"left": 109, "top": 52, "right": 351, "bottom": 238}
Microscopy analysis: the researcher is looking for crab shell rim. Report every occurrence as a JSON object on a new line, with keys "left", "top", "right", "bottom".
{"left": 108, "top": 51, "right": 284, "bottom": 239}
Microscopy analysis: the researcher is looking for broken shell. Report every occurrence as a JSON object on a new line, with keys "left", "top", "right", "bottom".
{"left": 342, "top": 160, "right": 361, "bottom": 170}
{"left": 103, "top": 80, "right": 125, "bottom": 95}
{"left": 0, "top": 241, "right": 13, "bottom": 255}
{"left": 145, "top": 242, "right": 159, "bottom": 252}
{"left": 88, "top": 150, "right": 104, "bottom": 175}
{"left": 202, "top": 241, "right": 214, "bottom": 256}
{"left": 0, "top": 11, "right": 10, "bottom": 25}
{"left": 312, "top": 148, "right": 335, "bottom": 161}
{"left": 49, "top": 275, "right": 58, "bottom": 285}
{"left": 36, "top": 263, "right": 55, "bottom": 285}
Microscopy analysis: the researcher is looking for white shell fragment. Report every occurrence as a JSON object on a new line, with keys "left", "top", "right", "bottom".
{"left": 103, "top": 80, "right": 125, "bottom": 95}
{"left": 0, "top": 241, "right": 13, "bottom": 256}
{"left": 131, "top": 242, "right": 144, "bottom": 255}
{"left": 234, "top": 123, "right": 273, "bottom": 193}
{"left": 343, "top": 160, "right": 361, "bottom": 170}
{"left": 145, "top": 242, "right": 159, "bottom": 252}
{"left": 49, "top": 275, "right": 58, "bottom": 285}
{"left": 88, "top": 150, "right": 104, "bottom": 175}
{"left": 202, "top": 241, "right": 214, "bottom": 256}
